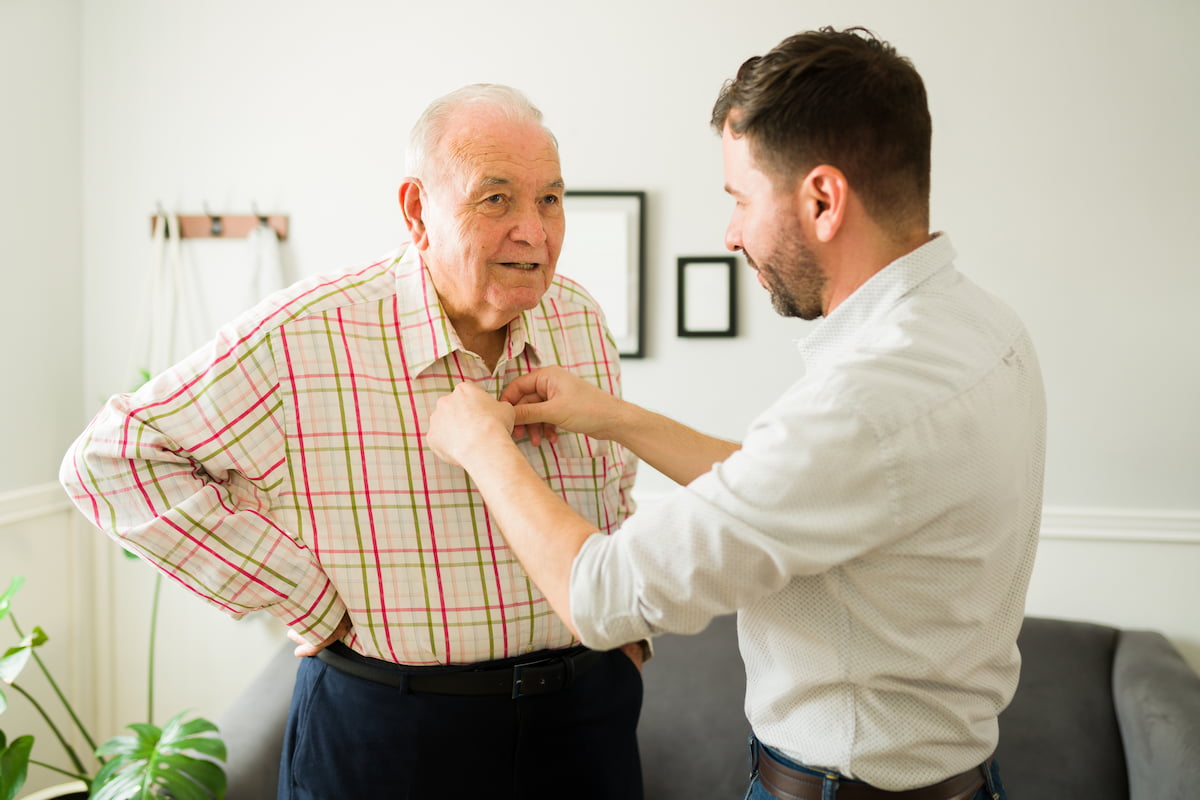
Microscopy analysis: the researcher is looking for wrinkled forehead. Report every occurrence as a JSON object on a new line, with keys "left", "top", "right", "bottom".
{"left": 438, "top": 110, "right": 562, "bottom": 192}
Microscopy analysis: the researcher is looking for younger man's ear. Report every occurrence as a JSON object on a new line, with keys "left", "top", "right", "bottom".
{"left": 399, "top": 179, "right": 429, "bottom": 249}
{"left": 799, "top": 165, "right": 848, "bottom": 243}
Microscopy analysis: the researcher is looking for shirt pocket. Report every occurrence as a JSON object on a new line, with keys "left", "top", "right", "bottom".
{"left": 526, "top": 451, "right": 621, "bottom": 535}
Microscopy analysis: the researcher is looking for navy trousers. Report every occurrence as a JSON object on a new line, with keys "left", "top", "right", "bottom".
{"left": 277, "top": 648, "right": 644, "bottom": 799}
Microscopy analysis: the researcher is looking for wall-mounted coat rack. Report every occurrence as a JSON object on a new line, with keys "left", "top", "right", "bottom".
{"left": 150, "top": 211, "right": 289, "bottom": 240}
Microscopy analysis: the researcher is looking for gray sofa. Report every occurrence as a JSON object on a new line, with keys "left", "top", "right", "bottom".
{"left": 218, "top": 616, "right": 1200, "bottom": 799}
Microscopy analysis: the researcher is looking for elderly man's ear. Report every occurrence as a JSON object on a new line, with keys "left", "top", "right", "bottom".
{"left": 399, "top": 180, "right": 428, "bottom": 248}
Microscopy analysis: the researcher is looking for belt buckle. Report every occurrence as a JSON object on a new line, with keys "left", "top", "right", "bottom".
{"left": 511, "top": 658, "right": 566, "bottom": 699}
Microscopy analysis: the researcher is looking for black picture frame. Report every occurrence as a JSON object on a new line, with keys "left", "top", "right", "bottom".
{"left": 677, "top": 256, "right": 738, "bottom": 338}
{"left": 556, "top": 190, "right": 646, "bottom": 358}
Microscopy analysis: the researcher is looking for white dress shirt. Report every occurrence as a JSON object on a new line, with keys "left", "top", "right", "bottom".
{"left": 570, "top": 234, "right": 1046, "bottom": 790}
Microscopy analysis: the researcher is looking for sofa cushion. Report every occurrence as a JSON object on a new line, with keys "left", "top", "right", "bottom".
{"left": 219, "top": 642, "right": 297, "bottom": 800}
{"left": 997, "top": 617, "right": 1129, "bottom": 800}
{"left": 1112, "top": 629, "right": 1200, "bottom": 800}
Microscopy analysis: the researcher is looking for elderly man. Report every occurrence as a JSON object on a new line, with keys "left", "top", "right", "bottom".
{"left": 427, "top": 29, "right": 1045, "bottom": 800}
{"left": 60, "top": 85, "right": 644, "bottom": 800}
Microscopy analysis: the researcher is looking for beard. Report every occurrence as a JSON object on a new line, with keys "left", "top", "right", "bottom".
{"left": 744, "top": 223, "right": 826, "bottom": 321}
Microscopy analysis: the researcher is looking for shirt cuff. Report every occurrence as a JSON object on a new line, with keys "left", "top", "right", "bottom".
{"left": 570, "top": 531, "right": 653, "bottom": 650}
{"left": 266, "top": 568, "right": 347, "bottom": 645}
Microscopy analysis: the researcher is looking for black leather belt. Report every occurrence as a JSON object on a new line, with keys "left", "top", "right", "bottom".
{"left": 756, "top": 743, "right": 991, "bottom": 800}
{"left": 317, "top": 642, "right": 604, "bottom": 699}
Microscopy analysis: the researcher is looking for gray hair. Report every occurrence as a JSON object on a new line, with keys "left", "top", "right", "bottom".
{"left": 405, "top": 83, "right": 558, "bottom": 178}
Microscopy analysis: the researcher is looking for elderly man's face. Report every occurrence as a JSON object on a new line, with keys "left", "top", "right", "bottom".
{"left": 417, "top": 109, "right": 565, "bottom": 335}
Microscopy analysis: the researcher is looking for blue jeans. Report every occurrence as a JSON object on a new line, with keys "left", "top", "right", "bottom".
{"left": 742, "top": 736, "right": 1007, "bottom": 800}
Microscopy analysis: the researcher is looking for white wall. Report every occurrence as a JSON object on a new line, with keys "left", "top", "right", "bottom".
{"left": 75, "top": 0, "right": 1200, "bottom": 508}
{"left": 2, "top": 1, "right": 1197, "bottom": 791}
{"left": 0, "top": 0, "right": 82, "bottom": 493}
{"left": 0, "top": 2, "right": 84, "bottom": 789}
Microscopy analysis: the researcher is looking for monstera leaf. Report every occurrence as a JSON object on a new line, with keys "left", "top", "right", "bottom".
{"left": 91, "top": 711, "right": 226, "bottom": 800}
{"left": 0, "top": 731, "right": 35, "bottom": 800}
{"left": 0, "top": 577, "right": 44, "bottom": 716}
{"left": 0, "top": 578, "right": 20, "bottom": 622}
{"left": 0, "top": 626, "right": 49, "bottom": 717}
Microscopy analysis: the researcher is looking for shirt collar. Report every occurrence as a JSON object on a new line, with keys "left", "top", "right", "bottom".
{"left": 391, "top": 244, "right": 550, "bottom": 375}
{"left": 798, "top": 232, "right": 957, "bottom": 369}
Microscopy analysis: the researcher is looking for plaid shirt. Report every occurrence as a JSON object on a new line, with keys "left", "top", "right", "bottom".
{"left": 61, "top": 245, "right": 636, "bottom": 665}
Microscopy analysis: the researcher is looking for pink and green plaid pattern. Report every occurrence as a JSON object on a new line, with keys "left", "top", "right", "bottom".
{"left": 61, "top": 246, "right": 635, "bottom": 665}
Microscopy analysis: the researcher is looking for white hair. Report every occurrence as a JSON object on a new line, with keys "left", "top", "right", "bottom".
{"left": 405, "top": 84, "right": 558, "bottom": 178}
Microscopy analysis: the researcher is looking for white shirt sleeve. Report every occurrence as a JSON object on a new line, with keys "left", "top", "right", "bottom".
{"left": 569, "top": 379, "right": 898, "bottom": 650}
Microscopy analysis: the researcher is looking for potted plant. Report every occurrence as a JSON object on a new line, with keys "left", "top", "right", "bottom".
{"left": 0, "top": 575, "right": 227, "bottom": 799}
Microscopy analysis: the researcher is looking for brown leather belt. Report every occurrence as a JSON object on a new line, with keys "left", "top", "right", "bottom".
{"left": 757, "top": 744, "right": 991, "bottom": 800}
{"left": 317, "top": 641, "right": 603, "bottom": 699}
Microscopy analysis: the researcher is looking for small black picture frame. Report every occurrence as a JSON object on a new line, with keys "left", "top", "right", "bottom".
{"left": 677, "top": 256, "right": 737, "bottom": 338}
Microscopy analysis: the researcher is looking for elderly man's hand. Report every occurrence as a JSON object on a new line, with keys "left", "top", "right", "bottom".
{"left": 289, "top": 611, "right": 352, "bottom": 657}
{"left": 429, "top": 382, "right": 517, "bottom": 468}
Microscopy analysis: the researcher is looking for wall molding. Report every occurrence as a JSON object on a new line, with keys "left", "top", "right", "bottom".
{"left": 631, "top": 491, "right": 1200, "bottom": 546}
{"left": 1039, "top": 506, "right": 1200, "bottom": 545}
{"left": 0, "top": 482, "right": 71, "bottom": 527}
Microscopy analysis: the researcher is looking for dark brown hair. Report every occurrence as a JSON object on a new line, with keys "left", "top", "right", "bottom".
{"left": 712, "top": 27, "right": 931, "bottom": 231}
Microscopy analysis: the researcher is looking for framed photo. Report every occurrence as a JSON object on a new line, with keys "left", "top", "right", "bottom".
{"left": 556, "top": 190, "right": 646, "bottom": 358}
{"left": 677, "top": 256, "right": 738, "bottom": 338}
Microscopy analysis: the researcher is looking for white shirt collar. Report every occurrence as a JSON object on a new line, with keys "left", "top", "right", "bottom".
{"left": 798, "top": 233, "right": 957, "bottom": 369}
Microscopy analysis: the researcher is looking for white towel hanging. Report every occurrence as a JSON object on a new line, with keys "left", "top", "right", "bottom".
{"left": 247, "top": 217, "right": 286, "bottom": 304}
{"left": 128, "top": 211, "right": 185, "bottom": 386}
{"left": 129, "top": 208, "right": 289, "bottom": 390}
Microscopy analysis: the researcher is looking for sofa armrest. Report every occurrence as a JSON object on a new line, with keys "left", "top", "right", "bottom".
{"left": 1112, "top": 629, "right": 1200, "bottom": 800}
{"left": 218, "top": 642, "right": 299, "bottom": 800}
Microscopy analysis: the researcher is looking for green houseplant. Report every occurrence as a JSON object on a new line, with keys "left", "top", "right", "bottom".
{"left": 0, "top": 575, "right": 227, "bottom": 800}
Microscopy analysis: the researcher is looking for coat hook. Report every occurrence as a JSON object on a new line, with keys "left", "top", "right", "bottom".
{"left": 253, "top": 201, "right": 269, "bottom": 227}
